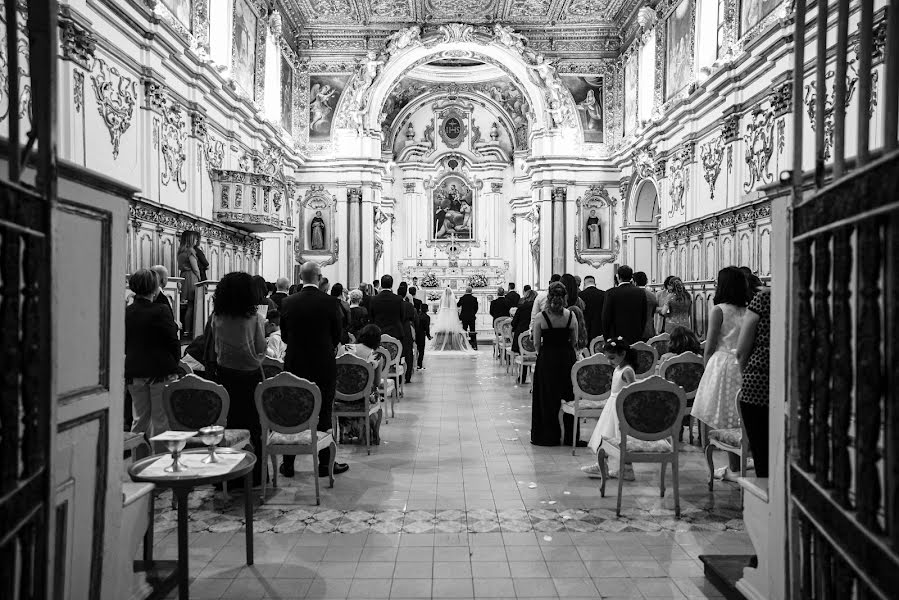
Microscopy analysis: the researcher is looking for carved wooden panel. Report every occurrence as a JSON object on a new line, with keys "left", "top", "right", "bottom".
{"left": 758, "top": 225, "right": 772, "bottom": 277}
{"left": 159, "top": 233, "right": 176, "bottom": 273}
{"left": 138, "top": 229, "right": 155, "bottom": 269}
{"left": 720, "top": 234, "right": 733, "bottom": 267}
{"left": 738, "top": 230, "right": 752, "bottom": 268}
{"left": 705, "top": 240, "right": 716, "bottom": 279}
{"left": 209, "top": 246, "right": 220, "bottom": 280}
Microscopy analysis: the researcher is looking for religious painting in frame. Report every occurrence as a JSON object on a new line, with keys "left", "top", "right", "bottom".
{"left": 561, "top": 75, "right": 604, "bottom": 143}
{"left": 309, "top": 74, "right": 348, "bottom": 141}
{"left": 231, "top": 0, "right": 258, "bottom": 99}
{"left": 162, "top": 0, "right": 192, "bottom": 31}
{"left": 665, "top": 0, "right": 694, "bottom": 100}
{"left": 740, "top": 0, "right": 781, "bottom": 37}
{"left": 280, "top": 55, "right": 293, "bottom": 134}
{"left": 432, "top": 174, "right": 475, "bottom": 241}
{"left": 623, "top": 52, "right": 639, "bottom": 134}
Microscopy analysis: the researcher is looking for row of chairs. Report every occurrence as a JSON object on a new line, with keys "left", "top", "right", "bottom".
{"left": 493, "top": 317, "right": 539, "bottom": 384}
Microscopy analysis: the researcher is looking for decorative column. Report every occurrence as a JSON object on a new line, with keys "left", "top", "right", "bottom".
{"left": 347, "top": 188, "right": 362, "bottom": 287}
{"left": 551, "top": 186, "right": 566, "bottom": 275}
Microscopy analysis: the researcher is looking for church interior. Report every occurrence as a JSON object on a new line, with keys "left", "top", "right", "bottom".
{"left": 2, "top": 0, "right": 898, "bottom": 598}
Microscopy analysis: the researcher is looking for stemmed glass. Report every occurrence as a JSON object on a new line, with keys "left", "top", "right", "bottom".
{"left": 198, "top": 425, "right": 225, "bottom": 464}
{"left": 163, "top": 438, "right": 190, "bottom": 473}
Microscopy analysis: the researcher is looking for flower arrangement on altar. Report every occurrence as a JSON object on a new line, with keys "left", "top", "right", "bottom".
{"left": 420, "top": 273, "right": 439, "bottom": 287}
{"left": 468, "top": 274, "right": 488, "bottom": 288}
{"left": 426, "top": 291, "right": 442, "bottom": 301}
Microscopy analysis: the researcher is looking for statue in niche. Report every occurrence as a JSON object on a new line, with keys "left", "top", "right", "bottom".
{"left": 586, "top": 209, "right": 602, "bottom": 249}
{"left": 423, "top": 121, "right": 435, "bottom": 148}
{"left": 310, "top": 210, "right": 326, "bottom": 249}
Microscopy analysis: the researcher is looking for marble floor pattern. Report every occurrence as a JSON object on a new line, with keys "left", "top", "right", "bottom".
{"left": 152, "top": 349, "right": 751, "bottom": 599}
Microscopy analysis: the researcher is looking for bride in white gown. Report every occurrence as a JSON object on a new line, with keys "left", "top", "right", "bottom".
{"left": 430, "top": 287, "right": 476, "bottom": 354}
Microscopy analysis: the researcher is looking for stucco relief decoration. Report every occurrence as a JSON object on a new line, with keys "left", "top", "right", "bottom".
{"left": 373, "top": 205, "right": 390, "bottom": 266}
{"left": 743, "top": 106, "right": 775, "bottom": 192}
{"left": 90, "top": 58, "right": 138, "bottom": 159}
{"left": 73, "top": 70, "right": 84, "bottom": 113}
{"left": 528, "top": 54, "right": 574, "bottom": 129}
{"left": 633, "top": 148, "right": 655, "bottom": 179}
{"left": 59, "top": 13, "right": 96, "bottom": 70}
{"left": 667, "top": 152, "right": 688, "bottom": 217}
{"left": 438, "top": 106, "right": 469, "bottom": 149}
{"left": 161, "top": 102, "right": 189, "bottom": 192}
{"left": 340, "top": 50, "right": 385, "bottom": 134}
{"left": 526, "top": 204, "right": 540, "bottom": 270}
{"left": 699, "top": 135, "right": 725, "bottom": 199}
{"left": 493, "top": 24, "right": 536, "bottom": 61}
{"left": 385, "top": 25, "right": 422, "bottom": 54}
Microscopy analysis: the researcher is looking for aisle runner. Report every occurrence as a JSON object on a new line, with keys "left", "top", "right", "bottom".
{"left": 153, "top": 491, "right": 744, "bottom": 535}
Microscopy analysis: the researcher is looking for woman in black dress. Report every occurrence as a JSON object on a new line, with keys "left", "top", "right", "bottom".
{"left": 530, "top": 282, "right": 579, "bottom": 446}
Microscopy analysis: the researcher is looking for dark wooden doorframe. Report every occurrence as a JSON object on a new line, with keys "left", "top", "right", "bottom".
{"left": 788, "top": 0, "right": 899, "bottom": 597}
{"left": 0, "top": 1, "right": 57, "bottom": 599}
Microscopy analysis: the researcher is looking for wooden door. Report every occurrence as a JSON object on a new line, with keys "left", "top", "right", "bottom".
{"left": 787, "top": 0, "right": 899, "bottom": 596}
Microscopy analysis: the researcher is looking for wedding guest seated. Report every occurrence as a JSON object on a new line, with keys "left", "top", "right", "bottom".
{"left": 348, "top": 289, "right": 369, "bottom": 338}
{"left": 337, "top": 324, "right": 383, "bottom": 444}
{"left": 658, "top": 326, "right": 703, "bottom": 363}
{"left": 265, "top": 309, "right": 286, "bottom": 361}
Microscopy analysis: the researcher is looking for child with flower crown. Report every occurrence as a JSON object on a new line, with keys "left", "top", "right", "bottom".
{"left": 581, "top": 337, "right": 639, "bottom": 480}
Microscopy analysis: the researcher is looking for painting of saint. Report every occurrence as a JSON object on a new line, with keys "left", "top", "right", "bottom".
{"left": 561, "top": 75, "right": 604, "bottom": 143}
{"left": 309, "top": 75, "right": 348, "bottom": 141}
{"left": 623, "top": 53, "right": 639, "bottom": 134}
{"left": 666, "top": 0, "right": 694, "bottom": 100}
{"left": 163, "top": 0, "right": 192, "bottom": 30}
{"left": 310, "top": 211, "right": 326, "bottom": 250}
{"left": 432, "top": 176, "right": 474, "bottom": 240}
{"left": 281, "top": 56, "right": 293, "bottom": 134}
{"left": 232, "top": 0, "right": 257, "bottom": 98}
{"left": 586, "top": 209, "right": 602, "bottom": 249}
{"left": 740, "top": 0, "right": 781, "bottom": 36}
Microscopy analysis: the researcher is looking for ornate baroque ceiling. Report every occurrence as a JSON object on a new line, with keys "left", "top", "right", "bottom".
{"left": 276, "top": 0, "right": 636, "bottom": 60}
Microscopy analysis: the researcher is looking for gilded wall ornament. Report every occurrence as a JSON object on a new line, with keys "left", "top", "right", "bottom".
{"left": 191, "top": 111, "right": 208, "bottom": 138}
{"left": 743, "top": 106, "right": 776, "bottom": 192}
{"left": 721, "top": 112, "right": 740, "bottom": 142}
{"left": 699, "top": 135, "right": 725, "bottom": 199}
{"left": 73, "top": 70, "right": 84, "bottom": 113}
{"left": 574, "top": 236, "right": 620, "bottom": 268}
{"left": 59, "top": 12, "right": 96, "bottom": 70}
{"left": 160, "top": 102, "right": 189, "bottom": 192}
{"left": 804, "top": 62, "right": 877, "bottom": 161}
{"left": 633, "top": 148, "right": 655, "bottom": 179}
{"left": 667, "top": 155, "right": 687, "bottom": 217}
{"left": 90, "top": 58, "right": 138, "bottom": 159}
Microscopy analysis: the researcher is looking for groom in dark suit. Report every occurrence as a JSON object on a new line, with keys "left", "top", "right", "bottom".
{"left": 279, "top": 261, "right": 349, "bottom": 477}
{"left": 457, "top": 286, "right": 480, "bottom": 350}
{"left": 368, "top": 274, "right": 404, "bottom": 341}
{"left": 601, "top": 265, "right": 647, "bottom": 345}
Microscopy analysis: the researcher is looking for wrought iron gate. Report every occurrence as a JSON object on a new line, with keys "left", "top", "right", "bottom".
{"left": 0, "top": 1, "right": 56, "bottom": 599}
{"left": 788, "top": 0, "right": 899, "bottom": 597}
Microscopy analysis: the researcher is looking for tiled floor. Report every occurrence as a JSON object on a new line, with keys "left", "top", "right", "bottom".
{"left": 152, "top": 350, "right": 751, "bottom": 599}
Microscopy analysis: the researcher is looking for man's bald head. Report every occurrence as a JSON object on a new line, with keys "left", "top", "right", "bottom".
{"left": 150, "top": 265, "right": 169, "bottom": 287}
{"left": 300, "top": 261, "right": 321, "bottom": 284}
{"left": 276, "top": 277, "right": 290, "bottom": 291}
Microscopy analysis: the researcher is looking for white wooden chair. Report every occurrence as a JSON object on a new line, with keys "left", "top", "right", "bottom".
{"left": 493, "top": 317, "right": 510, "bottom": 360}
{"left": 333, "top": 353, "right": 381, "bottom": 455}
{"left": 630, "top": 341, "right": 659, "bottom": 380}
{"left": 705, "top": 390, "right": 749, "bottom": 491}
{"left": 657, "top": 352, "right": 705, "bottom": 445}
{"left": 255, "top": 373, "right": 336, "bottom": 505}
{"left": 499, "top": 321, "right": 514, "bottom": 373}
{"left": 647, "top": 333, "right": 671, "bottom": 357}
{"left": 595, "top": 376, "right": 687, "bottom": 517}
{"left": 588, "top": 335, "right": 605, "bottom": 355}
{"left": 374, "top": 347, "right": 396, "bottom": 422}
{"left": 513, "top": 331, "right": 538, "bottom": 384}
{"left": 559, "top": 353, "right": 614, "bottom": 455}
{"left": 380, "top": 334, "right": 406, "bottom": 398}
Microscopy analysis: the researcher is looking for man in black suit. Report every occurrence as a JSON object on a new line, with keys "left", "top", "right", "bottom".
{"left": 270, "top": 277, "right": 290, "bottom": 310}
{"left": 579, "top": 275, "right": 605, "bottom": 343}
{"left": 457, "top": 286, "right": 480, "bottom": 350}
{"left": 409, "top": 286, "right": 423, "bottom": 313}
{"left": 601, "top": 265, "right": 647, "bottom": 345}
{"left": 279, "top": 261, "right": 349, "bottom": 477}
{"left": 368, "top": 274, "right": 405, "bottom": 341}
{"left": 505, "top": 282, "right": 520, "bottom": 311}
{"left": 489, "top": 287, "right": 510, "bottom": 320}
{"left": 150, "top": 265, "right": 174, "bottom": 317}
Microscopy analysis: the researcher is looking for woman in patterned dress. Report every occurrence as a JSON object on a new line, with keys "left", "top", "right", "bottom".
{"left": 660, "top": 277, "right": 693, "bottom": 333}
{"left": 737, "top": 285, "right": 771, "bottom": 477}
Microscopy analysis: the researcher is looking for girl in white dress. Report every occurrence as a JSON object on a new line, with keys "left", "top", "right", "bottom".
{"left": 581, "top": 337, "right": 638, "bottom": 480}
{"left": 691, "top": 267, "right": 751, "bottom": 477}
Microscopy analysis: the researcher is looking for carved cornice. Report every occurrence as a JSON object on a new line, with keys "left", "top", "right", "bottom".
{"left": 129, "top": 198, "right": 262, "bottom": 254}
{"left": 656, "top": 198, "right": 771, "bottom": 245}
{"left": 59, "top": 13, "right": 96, "bottom": 70}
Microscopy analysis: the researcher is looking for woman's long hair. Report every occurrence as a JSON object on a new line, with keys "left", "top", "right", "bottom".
{"left": 252, "top": 275, "right": 269, "bottom": 305}
{"left": 560, "top": 274, "right": 579, "bottom": 308}
{"left": 670, "top": 277, "right": 689, "bottom": 302}
{"left": 713, "top": 266, "right": 751, "bottom": 307}
{"left": 546, "top": 281, "right": 567, "bottom": 315}
{"left": 214, "top": 272, "right": 258, "bottom": 318}
{"left": 178, "top": 230, "right": 198, "bottom": 254}
{"left": 520, "top": 288, "right": 537, "bottom": 305}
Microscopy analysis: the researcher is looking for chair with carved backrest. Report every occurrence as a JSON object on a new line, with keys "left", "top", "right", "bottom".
{"left": 630, "top": 342, "right": 659, "bottom": 380}
{"left": 254, "top": 373, "right": 336, "bottom": 505}
{"left": 657, "top": 352, "right": 705, "bottom": 445}
{"left": 705, "top": 389, "right": 749, "bottom": 491}
{"left": 493, "top": 317, "right": 511, "bottom": 360}
{"left": 500, "top": 321, "right": 515, "bottom": 373}
{"left": 380, "top": 334, "right": 406, "bottom": 398}
{"left": 162, "top": 374, "right": 252, "bottom": 451}
{"left": 333, "top": 353, "right": 381, "bottom": 455}
{"left": 559, "top": 353, "right": 614, "bottom": 455}
{"left": 261, "top": 356, "right": 284, "bottom": 379}
{"left": 595, "top": 376, "right": 687, "bottom": 517}
{"left": 176, "top": 359, "right": 193, "bottom": 377}
{"left": 513, "top": 331, "right": 538, "bottom": 385}
{"left": 648, "top": 333, "right": 671, "bottom": 357}
{"left": 374, "top": 347, "right": 396, "bottom": 422}
{"left": 589, "top": 336, "right": 605, "bottom": 356}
